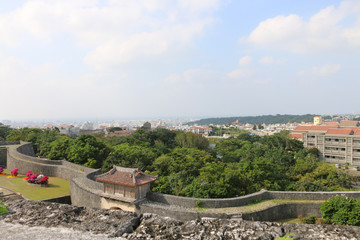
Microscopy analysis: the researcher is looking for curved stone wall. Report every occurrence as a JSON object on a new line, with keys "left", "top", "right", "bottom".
{"left": 70, "top": 171, "right": 103, "bottom": 209}
{"left": 147, "top": 189, "right": 360, "bottom": 209}
{"left": 5, "top": 141, "right": 360, "bottom": 221}
{"left": 6, "top": 142, "right": 96, "bottom": 181}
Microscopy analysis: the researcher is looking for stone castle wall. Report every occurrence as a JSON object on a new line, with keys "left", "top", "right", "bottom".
{"left": 6, "top": 142, "right": 96, "bottom": 181}
{"left": 0, "top": 147, "right": 7, "bottom": 167}
{"left": 4, "top": 141, "right": 360, "bottom": 221}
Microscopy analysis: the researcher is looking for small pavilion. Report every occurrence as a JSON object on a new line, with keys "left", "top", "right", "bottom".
{"left": 96, "top": 166, "right": 157, "bottom": 211}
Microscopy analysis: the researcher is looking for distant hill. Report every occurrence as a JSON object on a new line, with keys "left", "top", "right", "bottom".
{"left": 186, "top": 114, "right": 317, "bottom": 125}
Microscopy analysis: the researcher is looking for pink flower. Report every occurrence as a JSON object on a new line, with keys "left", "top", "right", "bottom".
{"left": 40, "top": 176, "right": 49, "bottom": 185}
{"left": 11, "top": 168, "right": 19, "bottom": 176}
{"left": 0, "top": 167, "right": 3, "bottom": 173}
{"left": 25, "top": 171, "right": 33, "bottom": 178}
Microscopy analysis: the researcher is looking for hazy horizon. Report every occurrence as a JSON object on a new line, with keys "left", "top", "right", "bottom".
{"left": 1, "top": 0, "right": 359, "bottom": 120}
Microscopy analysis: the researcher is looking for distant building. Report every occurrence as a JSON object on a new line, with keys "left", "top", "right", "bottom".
{"left": 188, "top": 126, "right": 212, "bottom": 136}
{"left": 142, "top": 122, "right": 151, "bottom": 131}
{"left": 291, "top": 117, "right": 360, "bottom": 166}
{"left": 96, "top": 166, "right": 157, "bottom": 211}
{"left": 59, "top": 125, "right": 80, "bottom": 136}
{"left": 313, "top": 116, "right": 323, "bottom": 126}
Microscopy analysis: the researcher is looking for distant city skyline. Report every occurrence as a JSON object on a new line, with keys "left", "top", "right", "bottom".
{"left": 0, "top": 0, "right": 359, "bottom": 120}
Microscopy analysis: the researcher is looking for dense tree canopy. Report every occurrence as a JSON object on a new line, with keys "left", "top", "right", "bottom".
{"left": 0, "top": 123, "right": 12, "bottom": 140}
{"left": 321, "top": 196, "right": 360, "bottom": 226}
{"left": 6, "top": 127, "right": 353, "bottom": 198}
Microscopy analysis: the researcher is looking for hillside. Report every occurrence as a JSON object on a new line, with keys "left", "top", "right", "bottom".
{"left": 186, "top": 114, "right": 316, "bottom": 125}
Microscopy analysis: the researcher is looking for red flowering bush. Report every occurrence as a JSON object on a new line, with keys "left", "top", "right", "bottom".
{"left": 39, "top": 176, "right": 49, "bottom": 185}
{"left": 25, "top": 170, "right": 33, "bottom": 178}
{"left": 10, "top": 168, "right": 19, "bottom": 176}
{"left": 26, "top": 173, "right": 49, "bottom": 185}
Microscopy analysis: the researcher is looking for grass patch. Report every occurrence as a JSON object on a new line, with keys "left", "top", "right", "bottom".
{"left": 0, "top": 201, "right": 8, "bottom": 215}
{"left": 203, "top": 199, "right": 325, "bottom": 214}
{"left": 278, "top": 218, "right": 301, "bottom": 223}
{"left": 0, "top": 169, "right": 69, "bottom": 200}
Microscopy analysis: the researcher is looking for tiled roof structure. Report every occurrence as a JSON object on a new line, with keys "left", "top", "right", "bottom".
{"left": 96, "top": 166, "right": 157, "bottom": 187}
{"left": 289, "top": 133, "right": 303, "bottom": 139}
{"left": 340, "top": 120, "right": 359, "bottom": 126}
{"left": 326, "top": 128, "right": 354, "bottom": 135}
{"left": 324, "top": 121, "right": 340, "bottom": 126}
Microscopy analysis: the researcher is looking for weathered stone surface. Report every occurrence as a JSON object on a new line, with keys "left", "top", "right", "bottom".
{"left": 126, "top": 214, "right": 284, "bottom": 239}
{"left": 2, "top": 199, "right": 140, "bottom": 236}
{"left": 2, "top": 199, "right": 360, "bottom": 239}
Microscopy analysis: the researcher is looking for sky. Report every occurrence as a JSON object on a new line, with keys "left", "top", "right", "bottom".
{"left": 0, "top": 0, "right": 359, "bottom": 120}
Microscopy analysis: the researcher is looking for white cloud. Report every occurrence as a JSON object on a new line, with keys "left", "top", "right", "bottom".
{"left": 227, "top": 68, "right": 253, "bottom": 79}
{"left": 238, "top": 56, "right": 252, "bottom": 66}
{"left": 178, "top": 0, "right": 221, "bottom": 13}
{"left": 164, "top": 73, "right": 181, "bottom": 84}
{"left": 298, "top": 64, "right": 341, "bottom": 76}
{"left": 259, "top": 56, "right": 274, "bottom": 64}
{"left": 247, "top": 0, "right": 360, "bottom": 53}
{"left": 0, "top": 0, "right": 220, "bottom": 68}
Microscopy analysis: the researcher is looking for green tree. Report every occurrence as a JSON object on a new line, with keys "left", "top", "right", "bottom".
{"left": 175, "top": 131, "right": 209, "bottom": 150}
{"left": 102, "top": 143, "right": 159, "bottom": 172}
{"left": 321, "top": 196, "right": 360, "bottom": 226}
{"left": 151, "top": 147, "right": 216, "bottom": 196}
{"left": 67, "top": 135, "right": 110, "bottom": 168}
{"left": 0, "top": 123, "right": 12, "bottom": 140}
{"left": 40, "top": 137, "right": 74, "bottom": 160}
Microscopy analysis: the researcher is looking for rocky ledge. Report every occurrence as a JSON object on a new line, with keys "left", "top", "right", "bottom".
{"left": 2, "top": 199, "right": 360, "bottom": 239}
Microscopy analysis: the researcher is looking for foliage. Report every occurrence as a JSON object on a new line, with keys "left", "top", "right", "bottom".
{"left": 175, "top": 131, "right": 209, "bottom": 150}
{"left": 25, "top": 171, "right": 49, "bottom": 185}
{"left": 187, "top": 114, "right": 317, "bottom": 125}
{"left": 11, "top": 168, "right": 19, "bottom": 176}
{"left": 40, "top": 134, "right": 110, "bottom": 168}
{"left": 9, "top": 126, "right": 353, "bottom": 199}
{"left": 320, "top": 196, "right": 360, "bottom": 226}
{"left": 102, "top": 143, "right": 159, "bottom": 172}
{"left": 151, "top": 147, "right": 217, "bottom": 196}
{"left": 0, "top": 201, "right": 8, "bottom": 215}
{"left": 300, "top": 215, "right": 317, "bottom": 224}
{"left": 6, "top": 128, "right": 62, "bottom": 154}
{"left": 108, "top": 127, "right": 123, "bottom": 132}
{"left": 275, "top": 233, "right": 295, "bottom": 240}
{"left": 0, "top": 168, "right": 70, "bottom": 200}
{"left": 40, "top": 137, "right": 74, "bottom": 160}
{"left": 66, "top": 135, "right": 110, "bottom": 168}
{"left": 0, "top": 123, "right": 12, "bottom": 140}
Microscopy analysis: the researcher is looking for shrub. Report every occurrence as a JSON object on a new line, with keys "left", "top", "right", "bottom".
{"left": 0, "top": 201, "right": 8, "bottom": 215}
{"left": 275, "top": 233, "right": 295, "bottom": 240}
{"left": 301, "top": 216, "right": 316, "bottom": 224}
{"left": 320, "top": 196, "right": 360, "bottom": 226}
{"left": 195, "top": 200, "right": 202, "bottom": 208}
{"left": 10, "top": 168, "right": 19, "bottom": 176}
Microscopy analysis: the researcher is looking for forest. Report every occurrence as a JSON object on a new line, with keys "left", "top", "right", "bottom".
{"left": 3, "top": 126, "right": 352, "bottom": 198}
{"left": 187, "top": 114, "right": 317, "bottom": 125}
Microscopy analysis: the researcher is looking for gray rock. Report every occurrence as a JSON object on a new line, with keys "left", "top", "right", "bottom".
{"left": 3, "top": 199, "right": 360, "bottom": 239}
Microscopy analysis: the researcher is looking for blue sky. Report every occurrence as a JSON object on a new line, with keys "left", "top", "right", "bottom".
{"left": 0, "top": 0, "right": 359, "bottom": 120}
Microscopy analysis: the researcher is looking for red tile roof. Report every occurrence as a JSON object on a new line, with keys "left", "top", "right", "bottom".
{"left": 324, "top": 121, "right": 340, "bottom": 126}
{"left": 289, "top": 133, "right": 303, "bottom": 139}
{"left": 343, "top": 127, "right": 360, "bottom": 132}
{"left": 292, "top": 126, "right": 312, "bottom": 132}
{"left": 326, "top": 128, "right": 353, "bottom": 135}
{"left": 354, "top": 130, "right": 360, "bottom": 135}
{"left": 293, "top": 125, "right": 335, "bottom": 132}
{"left": 340, "top": 120, "right": 359, "bottom": 126}
{"left": 309, "top": 126, "right": 335, "bottom": 131}
{"left": 96, "top": 166, "right": 157, "bottom": 187}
